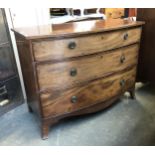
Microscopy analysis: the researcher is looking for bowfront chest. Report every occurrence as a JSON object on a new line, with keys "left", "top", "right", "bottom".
{"left": 13, "top": 19, "right": 144, "bottom": 139}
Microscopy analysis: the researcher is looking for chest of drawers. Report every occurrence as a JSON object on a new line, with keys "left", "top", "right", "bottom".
{"left": 13, "top": 19, "right": 144, "bottom": 139}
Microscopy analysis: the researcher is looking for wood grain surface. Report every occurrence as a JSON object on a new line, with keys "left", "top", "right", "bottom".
{"left": 13, "top": 19, "right": 143, "bottom": 139}
{"left": 37, "top": 44, "right": 139, "bottom": 92}
{"left": 40, "top": 67, "right": 136, "bottom": 118}
{"left": 12, "top": 19, "right": 144, "bottom": 40}
{"left": 15, "top": 34, "right": 42, "bottom": 117}
{"left": 32, "top": 27, "right": 141, "bottom": 62}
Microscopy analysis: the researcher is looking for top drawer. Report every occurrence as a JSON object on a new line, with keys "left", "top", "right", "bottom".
{"left": 32, "top": 27, "right": 142, "bottom": 62}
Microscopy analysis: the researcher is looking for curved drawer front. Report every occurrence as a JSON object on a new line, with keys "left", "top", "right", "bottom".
{"left": 37, "top": 44, "right": 139, "bottom": 91}
{"left": 41, "top": 67, "right": 136, "bottom": 118}
{"left": 32, "top": 27, "right": 141, "bottom": 62}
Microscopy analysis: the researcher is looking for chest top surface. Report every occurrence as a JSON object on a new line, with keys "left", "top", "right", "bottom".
{"left": 12, "top": 19, "right": 144, "bottom": 40}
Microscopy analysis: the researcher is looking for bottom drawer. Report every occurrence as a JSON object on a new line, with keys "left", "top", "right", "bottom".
{"left": 41, "top": 67, "right": 136, "bottom": 118}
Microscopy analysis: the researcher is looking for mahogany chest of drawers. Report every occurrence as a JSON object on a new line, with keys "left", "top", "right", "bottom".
{"left": 13, "top": 19, "right": 144, "bottom": 139}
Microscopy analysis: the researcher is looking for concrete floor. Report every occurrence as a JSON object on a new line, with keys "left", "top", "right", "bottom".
{"left": 0, "top": 83, "right": 155, "bottom": 146}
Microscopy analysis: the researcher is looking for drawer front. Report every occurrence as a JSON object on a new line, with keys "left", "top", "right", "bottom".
{"left": 41, "top": 67, "right": 136, "bottom": 117}
{"left": 32, "top": 27, "right": 141, "bottom": 62}
{"left": 37, "top": 44, "right": 139, "bottom": 91}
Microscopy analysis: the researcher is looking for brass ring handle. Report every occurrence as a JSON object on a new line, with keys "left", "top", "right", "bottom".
{"left": 120, "top": 55, "right": 126, "bottom": 63}
{"left": 123, "top": 33, "right": 128, "bottom": 40}
{"left": 71, "top": 96, "right": 78, "bottom": 103}
{"left": 120, "top": 79, "right": 126, "bottom": 87}
{"left": 68, "top": 42, "right": 76, "bottom": 49}
{"left": 70, "top": 68, "right": 77, "bottom": 77}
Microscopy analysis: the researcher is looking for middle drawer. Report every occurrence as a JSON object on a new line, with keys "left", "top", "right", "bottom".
{"left": 36, "top": 44, "right": 139, "bottom": 92}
